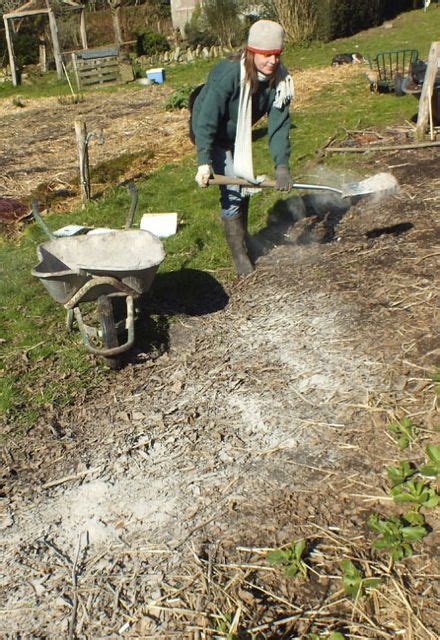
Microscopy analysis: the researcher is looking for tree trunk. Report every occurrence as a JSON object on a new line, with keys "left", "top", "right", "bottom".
{"left": 111, "top": 5, "right": 123, "bottom": 44}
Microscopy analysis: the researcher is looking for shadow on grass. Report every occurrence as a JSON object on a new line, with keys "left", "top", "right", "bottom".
{"left": 115, "top": 268, "right": 229, "bottom": 365}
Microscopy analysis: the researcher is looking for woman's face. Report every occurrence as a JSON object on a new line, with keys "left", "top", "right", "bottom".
{"left": 253, "top": 52, "right": 281, "bottom": 76}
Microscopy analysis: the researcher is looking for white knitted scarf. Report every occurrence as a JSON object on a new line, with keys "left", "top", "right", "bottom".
{"left": 233, "top": 56, "right": 294, "bottom": 183}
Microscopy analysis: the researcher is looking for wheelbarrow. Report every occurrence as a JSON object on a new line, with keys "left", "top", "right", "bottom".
{"left": 31, "top": 191, "right": 165, "bottom": 369}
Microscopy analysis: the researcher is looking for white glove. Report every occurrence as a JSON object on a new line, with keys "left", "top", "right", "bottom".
{"left": 195, "top": 164, "right": 212, "bottom": 188}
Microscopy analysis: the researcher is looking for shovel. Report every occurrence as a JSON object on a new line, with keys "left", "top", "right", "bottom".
{"left": 208, "top": 171, "right": 398, "bottom": 199}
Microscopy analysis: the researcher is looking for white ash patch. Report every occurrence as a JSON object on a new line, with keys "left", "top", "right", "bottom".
{"left": 3, "top": 475, "right": 184, "bottom": 553}
{"left": 233, "top": 292, "right": 379, "bottom": 402}
{"left": 0, "top": 289, "right": 386, "bottom": 636}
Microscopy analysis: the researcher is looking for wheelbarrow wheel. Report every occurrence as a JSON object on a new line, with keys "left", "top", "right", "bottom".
{"left": 97, "top": 295, "right": 121, "bottom": 369}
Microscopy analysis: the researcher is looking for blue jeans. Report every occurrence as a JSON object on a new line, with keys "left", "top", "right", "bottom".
{"left": 211, "top": 145, "right": 248, "bottom": 219}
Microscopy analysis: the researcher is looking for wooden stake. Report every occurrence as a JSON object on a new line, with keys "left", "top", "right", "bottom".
{"left": 48, "top": 8, "right": 63, "bottom": 80}
{"left": 39, "top": 40, "right": 47, "bottom": 73}
{"left": 428, "top": 85, "right": 434, "bottom": 141}
{"left": 80, "top": 9, "right": 88, "bottom": 50}
{"left": 71, "top": 52, "right": 81, "bottom": 92}
{"left": 3, "top": 17, "right": 18, "bottom": 86}
{"left": 415, "top": 41, "right": 440, "bottom": 141}
{"left": 74, "top": 119, "right": 90, "bottom": 202}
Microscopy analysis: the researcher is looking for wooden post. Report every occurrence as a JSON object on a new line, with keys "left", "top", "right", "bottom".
{"left": 3, "top": 17, "right": 18, "bottom": 86}
{"left": 71, "top": 52, "right": 81, "bottom": 92}
{"left": 74, "top": 119, "right": 91, "bottom": 202}
{"left": 415, "top": 41, "right": 440, "bottom": 141}
{"left": 80, "top": 9, "right": 88, "bottom": 50}
{"left": 48, "top": 8, "right": 63, "bottom": 79}
{"left": 39, "top": 40, "right": 47, "bottom": 73}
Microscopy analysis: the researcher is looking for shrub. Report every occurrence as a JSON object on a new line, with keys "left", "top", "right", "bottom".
{"left": 185, "top": 0, "right": 245, "bottom": 49}
{"left": 184, "top": 3, "right": 218, "bottom": 48}
{"left": 136, "top": 29, "right": 170, "bottom": 57}
{"left": 202, "top": 0, "right": 245, "bottom": 48}
{"left": 272, "top": 0, "right": 317, "bottom": 43}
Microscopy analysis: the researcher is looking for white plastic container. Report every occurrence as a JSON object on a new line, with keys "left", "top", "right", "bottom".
{"left": 140, "top": 212, "right": 178, "bottom": 238}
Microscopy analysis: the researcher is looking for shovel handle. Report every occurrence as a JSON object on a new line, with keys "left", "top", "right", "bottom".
{"left": 208, "top": 174, "right": 276, "bottom": 188}
{"left": 207, "top": 174, "right": 346, "bottom": 197}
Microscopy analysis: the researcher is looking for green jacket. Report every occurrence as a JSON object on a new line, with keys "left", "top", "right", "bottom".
{"left": 191, "top": 58, "right": 291, "bottom": 167}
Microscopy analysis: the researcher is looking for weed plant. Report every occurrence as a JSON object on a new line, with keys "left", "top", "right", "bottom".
{"left": 340, "top": 559, "right": 381, "bottom": 599}
{"left": 266, "top": 539, "right": 309, "bottom": 578}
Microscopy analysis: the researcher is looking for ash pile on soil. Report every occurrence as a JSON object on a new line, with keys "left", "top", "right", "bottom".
{"left": 1, "top": 279, "right": 386, "bottom": 635}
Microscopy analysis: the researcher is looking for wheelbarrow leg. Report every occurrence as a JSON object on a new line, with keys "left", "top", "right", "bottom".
{"left": 97, "top": 295, "right": 120, "bottom": 369}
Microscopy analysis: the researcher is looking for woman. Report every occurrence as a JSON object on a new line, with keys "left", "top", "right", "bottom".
{"left": 191, "top": 19, "right": 294, "bottom": 276}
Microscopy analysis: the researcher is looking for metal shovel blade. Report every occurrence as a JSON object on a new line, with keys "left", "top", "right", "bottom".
{"left": 341, "top": 172, "right": 399, "bottom": 198}
{"left": 208, "top": 172, "right": 398, "bottom": 199}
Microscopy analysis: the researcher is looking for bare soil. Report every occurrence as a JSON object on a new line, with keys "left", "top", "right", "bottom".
{"left": 1, "top": 77, "right": 439, "bottom": 639}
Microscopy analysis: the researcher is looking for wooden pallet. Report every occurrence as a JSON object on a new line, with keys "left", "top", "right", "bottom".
{"left": 72, "top": 46, "right": 120, "bottom": 89}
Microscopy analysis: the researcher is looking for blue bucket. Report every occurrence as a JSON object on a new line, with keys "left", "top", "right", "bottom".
{"left": 146, "top": 68, "right": 165, "bottom": 84}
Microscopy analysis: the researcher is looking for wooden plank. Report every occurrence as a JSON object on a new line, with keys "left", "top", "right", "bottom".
{"left": 415, "top": 41, "right": 440, "bottom": 140}
{"left": 78, "top": 66, "right": 119, "bottom": 76}
{"left": 78, "top": 68, "right": 119, "bottom": 78}
{"left": 75, "top": 57, "right": 119, "bottom": 68}
{"left": 77, "top": 68, "right": 119, "bottom": 79}
{"left": 4, "top": 8, "right": 50, "bottom": 18}
{"left": 80, "top": 72, "right": 118, "bottom": 79}
{"left": 75, "top": 46, "right": 119, "bottom": 60}
{"left": 81, "top": 76, "right": 118, "bottom": 86}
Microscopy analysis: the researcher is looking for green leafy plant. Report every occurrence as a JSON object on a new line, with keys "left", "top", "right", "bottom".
{"left": 420, "top": 444, "right": 440, "bottom": 478}
{"left": 135, "top": 29, "right": 170, "bottom": 57}
{"left": 403, "top": 510, "right": 427, "bottom": 526}
{"left": 387, "top": 417, "right": 419, "bottom": 449}
{"left": 390, "top": 479, "right": 440, "bottom": 509}
{"left": 267, "top": 539, "right": 309, "bottom": 578}
{"left": 386, "top": 460, "right": 417, "bottom": 487}
{"left": 340, "top": 559, "right": 381, "bottom": 599}
{"left": 164, "top": 84, "right": 197, "bottom": 110}
{"left": 367, "top": 512, "right": 428, "bottom": 560}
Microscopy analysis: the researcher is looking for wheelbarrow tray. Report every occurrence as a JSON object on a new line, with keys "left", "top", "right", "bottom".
{"left": 32, "top": 229, "right": 165, "bottom": 304}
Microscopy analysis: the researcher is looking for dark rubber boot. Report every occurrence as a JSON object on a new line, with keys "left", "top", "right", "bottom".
{"left": 240, "top": 197, "right": 258, "bottom": 263}
{"left": 223, "top": 213, "right": 254, "bottom": 276}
